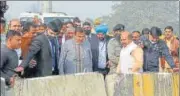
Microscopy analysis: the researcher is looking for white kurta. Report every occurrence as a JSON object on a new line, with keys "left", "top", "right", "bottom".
{"left": 119, "top": 42, "right": 142, "bottom": 73}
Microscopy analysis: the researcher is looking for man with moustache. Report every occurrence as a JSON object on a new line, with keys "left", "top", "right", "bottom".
{"left": 94, "top": 24, "right": 111, "bottom": 76}
{"left": 161, "top": 26, "right": 179, "bottom": 72}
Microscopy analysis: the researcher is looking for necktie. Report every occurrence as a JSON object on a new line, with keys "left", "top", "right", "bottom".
{"left": 50, "top": 39, "right": 56, "bottom": 70}
{"left": 87, "top": 36, "right": 91, "bottom": 42}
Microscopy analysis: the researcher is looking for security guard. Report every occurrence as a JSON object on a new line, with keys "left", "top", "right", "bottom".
{"left": 107, "top": 24, "right": 125, "bottom": 74}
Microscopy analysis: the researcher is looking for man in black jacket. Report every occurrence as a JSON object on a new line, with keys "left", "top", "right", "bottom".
{"left": 1, "top": 31, "right": 21, "bottom": 87}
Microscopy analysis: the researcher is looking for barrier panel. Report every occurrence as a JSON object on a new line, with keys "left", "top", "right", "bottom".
{"left": 105, "top": 73, "right": 179, "bottom": 96}
{"left": 1, "top": 77, "right": 6, "bottom": 96}
{"left": 12, "top": 73, "right": 107, "bottom": 96}
{"left": 4, "top": 73, "right": 179, "bottom": 96}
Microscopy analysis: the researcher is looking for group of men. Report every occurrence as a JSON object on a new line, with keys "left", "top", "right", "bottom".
{"left": 0, "top": 16, "right": 179, "bottom": 88}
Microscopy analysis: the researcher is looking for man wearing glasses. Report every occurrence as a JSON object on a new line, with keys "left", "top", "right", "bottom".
{"left": 15, "top": 19, "right": 63, "bottom": 77}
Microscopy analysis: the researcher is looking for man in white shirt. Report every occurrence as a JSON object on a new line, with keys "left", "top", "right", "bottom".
{"left": 94, "top": 24, "right": 111, "bottom": 76}
{"left": 116, "top": 31, "right": 143, "bottom": 73}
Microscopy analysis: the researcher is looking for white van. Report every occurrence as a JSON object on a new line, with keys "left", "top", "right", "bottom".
{"left": 19, "top": 12, "right": 75, "bottom": 24}
{"left": 19, "top": 12, "right": 41, "bottom": 22}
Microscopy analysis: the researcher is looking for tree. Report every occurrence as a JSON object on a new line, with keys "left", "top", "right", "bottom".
{"left": 101, "top": 1, "right": 179, "bottom": 35}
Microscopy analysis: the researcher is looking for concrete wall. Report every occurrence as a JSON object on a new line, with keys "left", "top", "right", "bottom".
{"left": 9, "top": 73, "right": 180, "bottom": 96}
{"left": 12, "top": 73, "right": 107, "bottom": 96}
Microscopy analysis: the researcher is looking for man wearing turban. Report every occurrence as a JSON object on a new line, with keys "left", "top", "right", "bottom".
{"left": 94, "top": 24, "right": 111, "bottom": 76}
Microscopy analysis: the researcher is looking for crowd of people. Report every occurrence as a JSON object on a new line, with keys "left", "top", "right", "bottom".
{"left": 0, "top": 16, "right": 179, "bottom": 88}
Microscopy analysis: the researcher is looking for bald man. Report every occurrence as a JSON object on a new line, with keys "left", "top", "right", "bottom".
{"left": 116, "top": 31, "right": 143, "bottom": 73}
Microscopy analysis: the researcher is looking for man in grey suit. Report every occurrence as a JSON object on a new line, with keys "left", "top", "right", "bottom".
{"left": 59, "top": 27, "right": 93, "bottom": 75}
{"left": 15, "top": 19, "right": 63, "bottom": 77}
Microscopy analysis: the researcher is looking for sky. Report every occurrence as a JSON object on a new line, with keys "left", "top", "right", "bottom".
{"left": 5, "top": 1, "right": 113, "bottom": 21}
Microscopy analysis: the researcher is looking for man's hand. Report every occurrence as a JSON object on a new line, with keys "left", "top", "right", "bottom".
{"left": 173, "top": 68, "right": 179, "bottom": 72}
{"left": 29, "top": 59, "right": 37, "bottom": 68}
{"left": 9, "top": 77, "right": 15, "bottom": 87}
{"left": 9, "top": 74, "right": 17, "bottom": 88}
{"left": 139, "top": 44, "right": 144, "bottom": 48}
{"left": 15, "top": 66, "right": 24, "bottom": 72}
{"left": 106, "top": 61, "right": 112, "bottom": 68}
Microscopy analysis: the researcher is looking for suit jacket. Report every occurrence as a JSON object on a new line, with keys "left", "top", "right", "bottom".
{"left": 21, "top": 33, "right": 60, "bottom": 77}
{"left": 0, "top": 44, "right": 18, "bottom": 85}
{"left": 88, "top": 34, "right": 111, "bottom": 71}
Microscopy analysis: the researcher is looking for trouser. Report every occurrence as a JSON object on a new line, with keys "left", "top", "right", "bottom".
{"left": 96, "top": 68, "right": 109, "bottom": 79}
{"left": 52, "top": 69, "right": 59, "bottom": 75}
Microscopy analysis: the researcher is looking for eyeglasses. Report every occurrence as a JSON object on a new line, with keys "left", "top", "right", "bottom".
{"left": 12, "top": 25, "right": 21, "bottom": 27}
{"left": 48, "top": 30, "right": 58, "bottom": 36}
{"left": 83, "top": 27, "right": 91, "bottom": 30}
{"left": 67, "top": 32, "right": 74, "bottom": 35}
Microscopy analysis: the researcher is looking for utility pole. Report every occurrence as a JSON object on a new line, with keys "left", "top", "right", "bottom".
{"left": 40, "top": 1, "right": 52, "bottom": 13}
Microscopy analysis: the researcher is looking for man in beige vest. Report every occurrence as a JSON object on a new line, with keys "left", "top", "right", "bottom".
{"left": 116, "top": 31, "right": 143, "bottom": 73}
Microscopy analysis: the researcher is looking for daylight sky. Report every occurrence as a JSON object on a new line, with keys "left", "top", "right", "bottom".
{"left": 5, "top": 1, "right": 113, "bottom": 21}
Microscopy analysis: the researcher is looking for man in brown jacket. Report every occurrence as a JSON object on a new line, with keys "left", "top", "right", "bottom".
{"left": 161, "top": 26, "right": 179, "bottom": 72}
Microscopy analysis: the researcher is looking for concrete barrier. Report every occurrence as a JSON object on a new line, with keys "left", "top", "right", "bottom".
{"left": 105, "top": 73, "right": 179, "bottom": 96}
{"left": 12, "top": 73, "right": 107, "bottom": 96}
{"left": 1, "top": 77, "right": 6, "bottom": 96}
{"left": 7, "top": 73, "right": 179, "bottom": 96}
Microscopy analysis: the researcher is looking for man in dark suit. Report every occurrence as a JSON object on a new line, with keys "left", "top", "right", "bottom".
{"left": 82, "top": 22, "right": 99, "bottom": 72}
{"left": 1, "top": 31, "right": 21, "bottom": 87}
{"left": 15, "top": 19, "right": 63, "bottom": 77}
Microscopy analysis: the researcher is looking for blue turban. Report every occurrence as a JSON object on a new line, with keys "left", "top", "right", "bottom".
{"left": 95, "top": 24, "right": 108, "bottom": 34}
